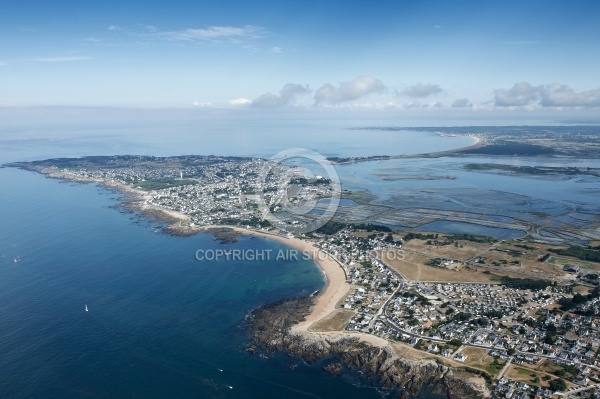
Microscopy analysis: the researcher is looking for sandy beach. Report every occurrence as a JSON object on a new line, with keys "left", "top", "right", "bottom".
{"left": 214, "top": 226, "right": 390, "bottom": 347}
{"left": 199, "top": 226, "right": 350, "bottom": 322}
{"left": 238, "top": 230, "right": 348, "bottom": 327}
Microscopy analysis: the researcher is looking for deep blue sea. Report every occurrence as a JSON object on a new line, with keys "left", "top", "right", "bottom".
{"left": 0, "top": 167, "right": 387, "bottom": 398}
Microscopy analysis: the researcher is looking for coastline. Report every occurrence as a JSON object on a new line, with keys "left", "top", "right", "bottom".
{"left": 31, "top": 167, "right": 355, "bottom": 329}
{"left": 199, "top": 225, "right": 392, "bottom": 348}
{"left": 328, "top": 135, "right": 484, "bottom": 164}
{"left": 400, "top": 134, "right": 484, "bottom": 158}
{"left": 26, "top": 166, "right": 488, "bottom": 397}
{"left": 33, "top": 166, "right": 389, "bottom": 346}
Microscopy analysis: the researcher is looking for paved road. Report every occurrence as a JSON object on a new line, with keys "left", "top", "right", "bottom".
{"left": 565, "top": 383, "right": 600, "bottom": 398}
{"left": 497, "top": 356, "right": 513, "bottom": 378}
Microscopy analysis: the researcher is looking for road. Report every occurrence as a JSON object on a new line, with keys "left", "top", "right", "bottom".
{"left": 497, "top": 356, "right": 513, "bottom": 378}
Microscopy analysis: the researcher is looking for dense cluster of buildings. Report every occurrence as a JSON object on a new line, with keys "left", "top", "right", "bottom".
{"left": 311, "top": 229, "right": 600, "bottom": 397}
{"left": 44, "top": 156, "right": 338, "bottom": 229}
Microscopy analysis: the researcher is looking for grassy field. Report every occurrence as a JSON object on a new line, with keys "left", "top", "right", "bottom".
{"left": 379, "top": 249, "right": 537, "bottom": 282}
{"left": 505, "top": 365, "right": 544, "bottom": 386}
{"left": 548, "top": 256, "right": 595, "bottom": 269}
{"left": 460, "top": 347, "right": 499, "bottom": 375}
{"left": 378, "top": 250, "right": 497, "bottom": 282}
{"left": 402, "top": 238, "right": 489, "bottom": 261}
{"left": 311, "top": 310, "right": 355, "bottom": 332}
{"left": 393, "top": 234, "right": 585, "bottom": 280}
{"left": 574, "top": 285, "right": 593, "bottom": 295}
{"left": 503, "top": 364, "right": 570, "bottom": 389}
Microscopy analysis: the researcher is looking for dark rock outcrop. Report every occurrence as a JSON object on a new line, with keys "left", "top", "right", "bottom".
{"left": 204, "top": 227, "right": 241, "bottom": 243}
{"left": 248, "top": 297, "right": 490, "bottom": 399}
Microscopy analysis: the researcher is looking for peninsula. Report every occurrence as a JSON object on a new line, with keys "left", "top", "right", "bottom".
{"left": 7, "top": 144, "right": 600, "bottom": 398}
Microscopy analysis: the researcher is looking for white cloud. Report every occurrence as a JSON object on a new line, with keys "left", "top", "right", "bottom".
{"left": 494, "top": 82, "right": 539, "bottom": 106}
{"left": 451, "top": 98, "right": 472, "bottom": 108}
{"left": 494, "top": 82, "right": 600, "bottom": 107}
{"left": 32, "top": 56, "right": 94, "bottom": 63}
{"left": 252, "top": 83, "right": 310, "bottom": 108}
{"left": 539, "top": 83, "right": 600, "bottom": 107}
{"left": 108, "top": 25, "right": 123, "bottom": 32}
{"left": 314, "top": 76, "right": 386, "bottom": 104}
{"left": 271, "top": 46, "right": 283, "bottom": 54}
{"left": 157, "top": 25, "right": 267, "bottom": 44}
{"left": 192, "top": 101, "right": 212, "bottom": 107}
{"left": 228, "top": 98, "right": 253, "bottom": 106}
{"left": 401, "top": 83, "right": 442, "bottom": 98}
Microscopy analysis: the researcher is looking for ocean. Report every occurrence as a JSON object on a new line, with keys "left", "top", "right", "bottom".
{"left": 0, "top": 167, "right": 391, "bottom": 398}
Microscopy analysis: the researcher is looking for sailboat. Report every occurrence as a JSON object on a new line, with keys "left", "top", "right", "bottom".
{"left": 85, "top": 304, "right": 88, "bottom": 312}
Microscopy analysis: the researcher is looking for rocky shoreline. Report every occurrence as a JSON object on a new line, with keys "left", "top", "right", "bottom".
{"left": 248, "top": 297, "right": 490, "bottom": 399}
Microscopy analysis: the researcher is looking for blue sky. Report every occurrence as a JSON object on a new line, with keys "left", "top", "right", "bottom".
{"left": 1, "top": 0, "right": 600, "bottom": 120}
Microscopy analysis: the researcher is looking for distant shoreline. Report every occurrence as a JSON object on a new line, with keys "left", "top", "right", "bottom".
{"left": 327, "top": 135, "right": 483, "bottom": 164}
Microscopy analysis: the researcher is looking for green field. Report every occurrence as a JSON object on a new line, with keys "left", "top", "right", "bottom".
{"left": 547, "top": 256, "right": 593, "bottom": 269}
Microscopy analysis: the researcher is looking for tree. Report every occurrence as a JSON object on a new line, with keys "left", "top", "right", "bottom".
{"left": 549, "top": 378, "right": 567, "bottom": 392}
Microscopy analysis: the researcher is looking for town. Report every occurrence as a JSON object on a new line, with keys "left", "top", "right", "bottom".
{"left": 314, "top": 228, "right": 600, "bottom": 399}
{"left": 10, "top": 155, "right": 600, "bottom": 398}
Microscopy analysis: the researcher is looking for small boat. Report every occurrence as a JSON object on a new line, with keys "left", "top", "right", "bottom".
{"left": 85, "top": 304, "right": 88, "bottom": 312}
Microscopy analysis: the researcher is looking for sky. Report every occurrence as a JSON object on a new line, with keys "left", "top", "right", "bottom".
{"left": 1, "top": 0, "right": 600, "bottom": 121}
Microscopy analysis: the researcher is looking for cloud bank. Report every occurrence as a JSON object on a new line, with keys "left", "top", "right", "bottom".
{"left": 230, "top": 80, "right": 600, "bottom": 112}
{"left": 252, "top": 83, "right": 310, "bottom": 108}
{"left": 451, "top": 98, "right": 472, "bottom": 108}
{"left": 494, "top": 82, "right": 600, "bottom": 107}
{"left": 401, "top": 83, "right": 442, "bottom": 98}
{"left": 314, "top": 76, "right": 386, "bottom": 104}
